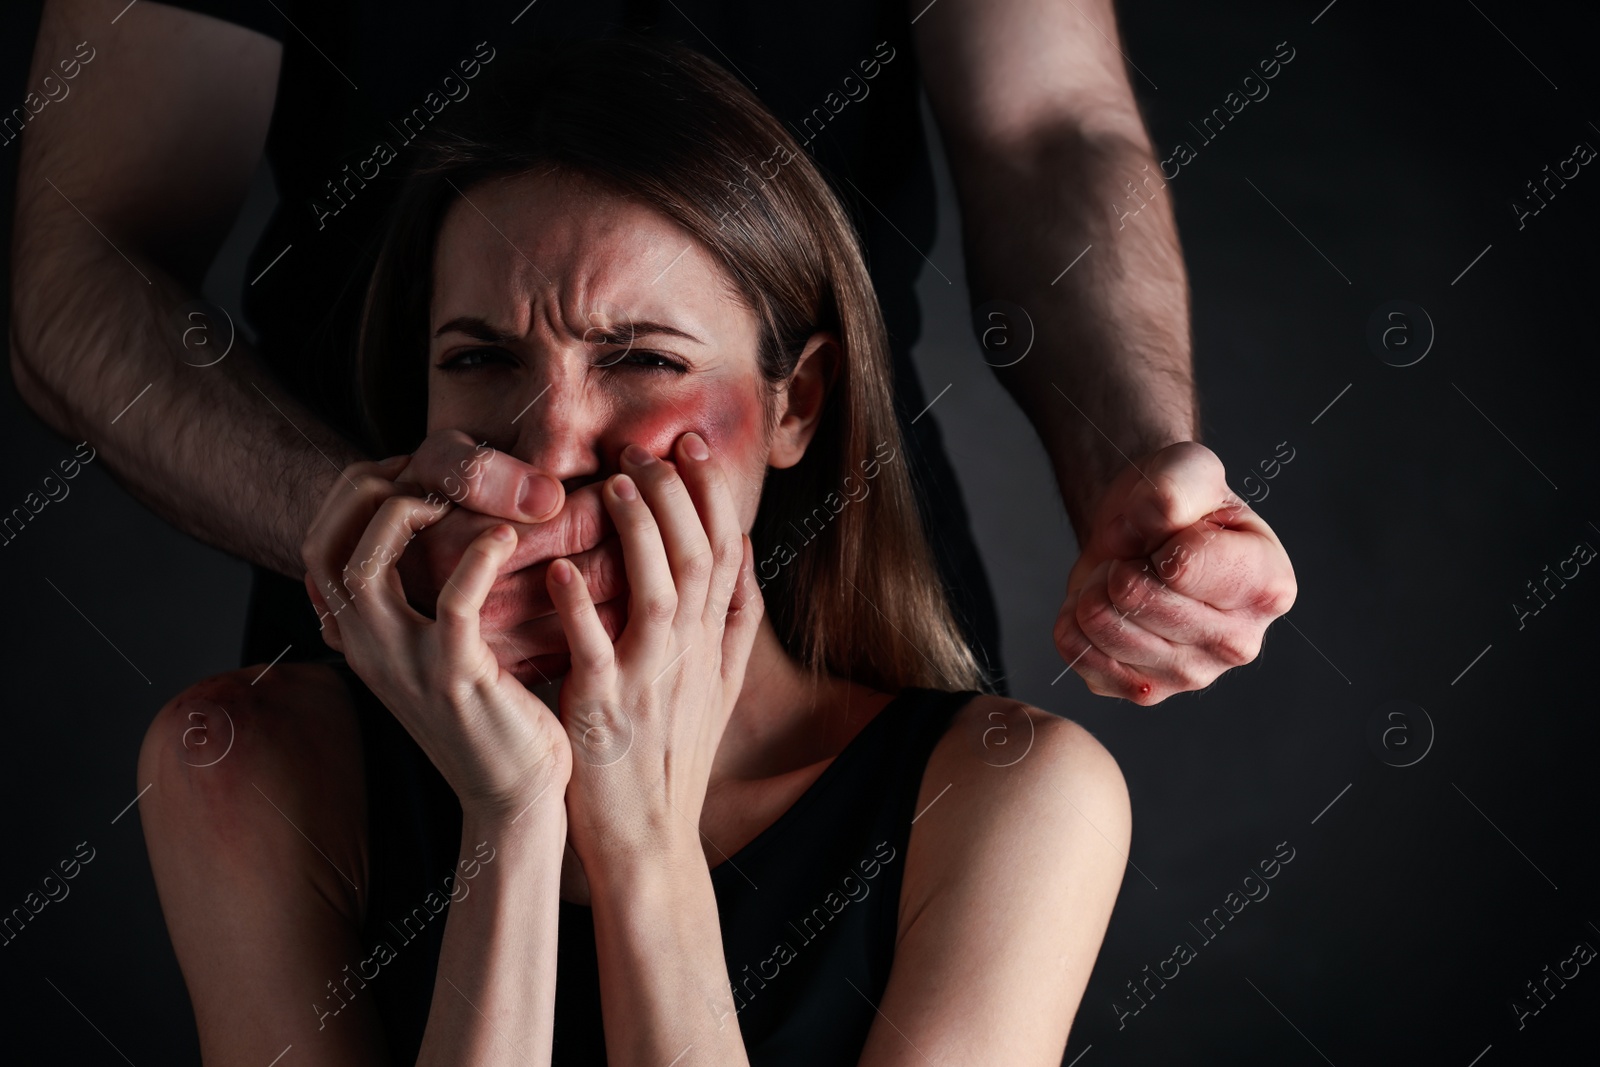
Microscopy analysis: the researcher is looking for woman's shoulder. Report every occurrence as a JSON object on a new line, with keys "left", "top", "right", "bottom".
{"left": 898, "top": 693, "right": 1131, "bottom": 920}
{"left": 933, "top": 693, "right": 1128, "bottom": 796}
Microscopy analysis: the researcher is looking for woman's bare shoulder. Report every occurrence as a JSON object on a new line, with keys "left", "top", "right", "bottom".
{"left": 879, "top": 693, "right": 1132, "bottom": 1053}
{"left": 934, "top": 694, "right": 1128, "bottom": 799}
{"left": 900, "top": 694, "right": 1131, "bottom": 912}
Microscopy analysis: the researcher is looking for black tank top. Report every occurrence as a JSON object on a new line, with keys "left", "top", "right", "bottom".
{"left": 328, "top": 661, "right": 981, "bottom": 1065}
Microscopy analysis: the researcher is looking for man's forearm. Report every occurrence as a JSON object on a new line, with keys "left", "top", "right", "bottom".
{"left": 10, "top": 234, "right": 361, "bottom": 578}
{"left": 955, "top": 127, "right": 1198, "bottom": 537}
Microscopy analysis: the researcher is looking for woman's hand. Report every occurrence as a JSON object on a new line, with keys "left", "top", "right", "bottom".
{"left": 549, "top": 432, "right": 764, "bottom": 870}
{"left": 301, "top": 455, "right": 573, "bottom": 823}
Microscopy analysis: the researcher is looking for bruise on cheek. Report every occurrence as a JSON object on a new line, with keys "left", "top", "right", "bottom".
{"left": 705, "top": 377, "right": 768, "bottom": 457}
{"left": 619, "top": 380, "right": 764, "bottom": 466}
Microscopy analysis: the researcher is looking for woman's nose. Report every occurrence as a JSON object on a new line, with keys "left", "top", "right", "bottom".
{"left": 505, "top": 375, "right": 604, "bottom": 490}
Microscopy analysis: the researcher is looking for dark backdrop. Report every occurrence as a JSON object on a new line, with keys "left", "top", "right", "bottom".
{"left": 3, "top": 1, "right": 1596, "bottom": 1063}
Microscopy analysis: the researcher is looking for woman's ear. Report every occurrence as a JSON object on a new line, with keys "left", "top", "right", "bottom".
{"left": 767, "top": 331, "right": 839, "bottom": 470}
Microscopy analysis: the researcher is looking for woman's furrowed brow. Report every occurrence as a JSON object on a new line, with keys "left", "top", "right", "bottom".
{"left": 432, "top": 315, "right": 706, "bottom": 346}
{"left": 433, "top": 316, "right": 518, "bottom": 343}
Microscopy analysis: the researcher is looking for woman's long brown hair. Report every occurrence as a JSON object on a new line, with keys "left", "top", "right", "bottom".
{"left": 357, "top": 36, "right": 988, "bottom": 695}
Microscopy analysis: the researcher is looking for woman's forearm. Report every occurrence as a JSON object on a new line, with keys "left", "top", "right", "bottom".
{"left": 587, "top": 842, "right": 751, "bottom": 1067}
{"left": 415, "top": 800, "right": 567, "bottom": 1067}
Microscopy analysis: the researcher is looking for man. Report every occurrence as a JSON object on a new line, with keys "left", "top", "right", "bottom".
{"left": 10, "top": 0, "right": 1294, "bottom": 702}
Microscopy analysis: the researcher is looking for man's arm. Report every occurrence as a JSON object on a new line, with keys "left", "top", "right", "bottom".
{"left": 913, "top": 0, "right": 1195, "bottom": 536}
{"left": 11, "top": 1, "right": 568, "bottom": 582}
{"left": 915, "top": 0, "right": 1297, "bottom": 704}
{"left": 9, "top": 0, "right": 354, "bottom": 579}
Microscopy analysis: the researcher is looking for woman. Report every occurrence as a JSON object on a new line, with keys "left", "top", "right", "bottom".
{"left": 138, "top": 38, "right": 1131, "bottom": 1066}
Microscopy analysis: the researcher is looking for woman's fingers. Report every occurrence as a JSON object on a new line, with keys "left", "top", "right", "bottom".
{"left": 620, "top": 441, "right": 714, "bottom": 622}
{"left": 674, "top": 432, "right": 748, "bottom": 628}
{"left": 547, "top": 556, "right": 618, "bottom": 682}
{"left": 302, "top": 461, "right": 409, "bottom": 606}
{"left": 720, "top": 534, "right": 764, "bottom": 689}
{"left": 435, "top": 524, "right": 518, "bottom": 661}
{"left": 603, "top": 470, "right": 677, "bottom": 661}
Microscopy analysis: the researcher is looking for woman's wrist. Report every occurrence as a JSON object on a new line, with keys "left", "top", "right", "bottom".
{"left": 578, "top": 825, "right": 705, "bottom": 899}
{"left": 459, "top": 769, "right": 571, "bottom": 845}
{"left": 449, "top": 706, "right": 574, "bottom": 825}
{"left": 454, "top": 800, "right": 567, "bottom": 905}
{"left": 416, "top": 781, "right": 567, "bottom": 1066}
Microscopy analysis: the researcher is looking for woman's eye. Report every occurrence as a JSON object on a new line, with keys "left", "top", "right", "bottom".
{"left": 437, "top": 347, "right": 513, "bottom": 371}
{"left": 601, "top": 349, "right": 687, "bottom": 373}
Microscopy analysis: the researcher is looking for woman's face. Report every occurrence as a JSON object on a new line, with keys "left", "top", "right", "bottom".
{"left": 424, "top": 169, "right": 817, "bottom": 681}
{"left": 428, "top": 168, "right": 773, "bottom": 514}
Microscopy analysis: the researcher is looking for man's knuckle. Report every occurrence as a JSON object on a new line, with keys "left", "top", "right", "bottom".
{"left": 1148, "top": 476, "right": 1189, "bottom": 522}
{"left": 1108, "top": 567, "right": 1156, "bottom": 614}
{"left": 1187, "top": 443, "right": 1226, "bottom": 483}
{"left": 1054, "top": 606, "right": 1080, "bottom": 644}
{"left": 1172, "top": 659, "right": 1217, "bottom": 691}
{"left": 1164, "top": 668, "right": 1197, "bottom": 694}
{"left": 1077, "top": 598, "right": 1125, "bottom": 639}
{"left": 1166, "top": 540, "right": 1207, "bottom": 589}
{"left": 1214, "top": 631, "right": 1260, "bottom": 667}
{"left": 1257, "top": 574, "right": 1297, "bottom": 616}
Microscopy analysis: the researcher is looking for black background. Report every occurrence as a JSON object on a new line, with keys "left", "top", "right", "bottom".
{"left": 3, "top": 1, "right": 1596, "bottom": 1064}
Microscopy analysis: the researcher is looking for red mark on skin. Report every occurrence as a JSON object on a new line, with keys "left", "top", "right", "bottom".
{"left": 605, "top": 377, "right": 764, "bottom": 467}
{"left": 1138, "top": 683, "right": 1151, "bottom": 698}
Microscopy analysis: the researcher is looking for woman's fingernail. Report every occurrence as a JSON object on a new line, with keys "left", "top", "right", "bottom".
{"left": 622, "top": 443, "right": 654, "bottom": 466}
{"left": 613, "top": 474, "right": 639, "bottom": 501}
{"left": 682, "top": 432, "right": 710, "bottom": 461}
{"left": 551, "top": 558, "right": 574, "bottom": 586}
{"left": 492, "top": 524, "right": 515, "bottom": 543}
{"left": 519, "top": 474, "right": 560, "bottom": 517}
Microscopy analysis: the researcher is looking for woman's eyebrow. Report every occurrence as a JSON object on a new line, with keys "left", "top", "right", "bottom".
{"left": 431, "top": 315, "right": 705, "bottom": 346}
{"left": 433, "top": 316, "right": 517, "bottom": 342}
{"left": 594, "top": 320, "right": 706, "bottom": 346}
